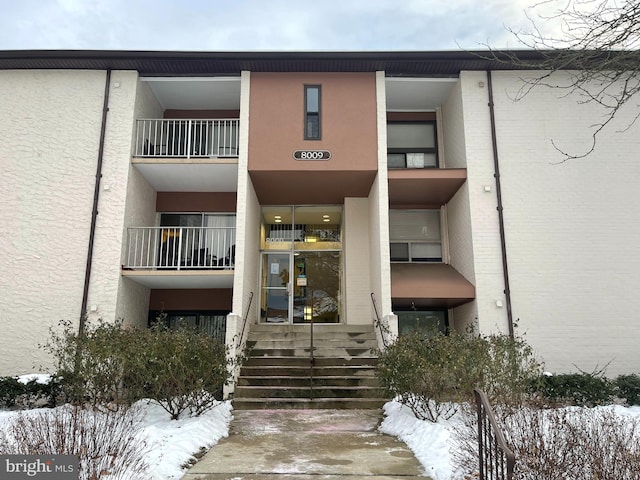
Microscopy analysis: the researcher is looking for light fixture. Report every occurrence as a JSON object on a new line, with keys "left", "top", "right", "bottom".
{"left": 274, "top": 215, "right": 282, "bottom": 219}
{"left": 323, "top": 218, "right": 330, "bottom": 222}
{"left": 322, "top": 215, "right": 330, "bottom": 218}
{"left": 274, "top": 219, "right": 282, "bottom": 223}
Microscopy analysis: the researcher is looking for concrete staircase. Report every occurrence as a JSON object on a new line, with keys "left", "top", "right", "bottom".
{"left": 233, "top": 324, "right": 388, "bottom": 409}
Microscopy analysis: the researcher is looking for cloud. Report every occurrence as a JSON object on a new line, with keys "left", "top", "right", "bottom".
{"left": 0, "top": 0, "right": 590, "bottom": 51}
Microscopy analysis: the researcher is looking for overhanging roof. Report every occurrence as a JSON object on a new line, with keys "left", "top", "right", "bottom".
{"left": 391, "top": 263, "right": 475, "bottom": 308}
{"left": 0, "top": 49, "right": 594, "bottom": 76}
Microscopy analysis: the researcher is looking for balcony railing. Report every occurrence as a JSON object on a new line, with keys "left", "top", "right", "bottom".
{"left": 134, "top": 119, "right": 239, "bottom": 158}
{"left": 125, "top": 226, "right": 236, "bottom": 270}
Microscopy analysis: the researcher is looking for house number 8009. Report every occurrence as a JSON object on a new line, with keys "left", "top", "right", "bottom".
{"left": 293, "top": 150, "right": 331, "bottom": 160}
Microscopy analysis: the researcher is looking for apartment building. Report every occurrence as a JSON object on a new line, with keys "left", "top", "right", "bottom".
{"left": 1, "top": 51, "right": 639, "bottom": 384}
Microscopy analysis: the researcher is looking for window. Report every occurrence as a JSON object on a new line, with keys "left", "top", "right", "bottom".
{"left": 261, "top": 206, "right": 342, "bottom": 250}
{"left": 159, "top": 213, "right": 236, "bottom": 268}
{"left": 395, "top": 309, "right": 448, "bottom": 336}
{"left": 389, "top": 210, "right": 442, "bottom": 262}
{"left": 305, "top": 85, "right": 321, "bottom": 140}
{"left": 149, "top": 311, "right": 227, "bottom": 344}
{"left": 387, "top": 122, "right": 437, "bottom": 168}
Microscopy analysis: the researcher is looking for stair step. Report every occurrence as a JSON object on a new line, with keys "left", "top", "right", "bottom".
{"left": 244, "top": 356, "right": 377, "bottom": 367}
{"left": 236, "top": 324, "right": 384, "bottom": 410}
{"left": 248, "top": 338, "right": 378, "bottom": 349}
{"left": 248, "top": 348, "right": 375, "bottom": 357}
{"left": 237, "top": 376, "right": 380, "bottom": 387}
{"left": 234, "top": 385, "right": 385, "bottom": 399}
{"left": 249, "top": 324, "right": 375, "bottom": 333}
{"left": 232, "top": 397, "right": 387, "bottom": 410}
{"left": 248, "top": 331, "right": 377, "bottom": 341}
{"left": 239, "top": 365, "right": 377, "bottom": 377}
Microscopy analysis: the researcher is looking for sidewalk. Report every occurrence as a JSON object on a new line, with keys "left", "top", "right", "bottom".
{"left": 181, "top": 409, "right": 430, "bottom": 480}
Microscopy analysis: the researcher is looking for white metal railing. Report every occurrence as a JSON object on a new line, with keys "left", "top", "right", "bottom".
{"left": 125, "top": 227, "right": 236, "bottom": 270}
{"left": 133, "top": 119, "right": 240, "bottom": 158}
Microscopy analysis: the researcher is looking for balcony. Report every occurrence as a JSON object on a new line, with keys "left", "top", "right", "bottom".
{"left": 131, "top": 119, "right": 240, "bottom": 192}
{"left": 134, "top": 119, "right": 239, "bottom": 158}
{"left": 122, "top": 226, "right": 235, "bottom": 289}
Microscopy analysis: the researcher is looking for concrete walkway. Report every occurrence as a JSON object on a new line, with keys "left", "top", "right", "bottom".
{"left": 181, "top": 409, "right": 430, "bottom": 480}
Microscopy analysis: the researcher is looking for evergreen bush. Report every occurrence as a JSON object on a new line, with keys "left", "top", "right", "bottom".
{"left": 615, "top": 374, "right": 640, "bottom": 406}
{"left": 0, "top": 376, "right": 61, "bottom": 409}
{"left": 41, "top": 319, "right": 231, "bottom": 418}
{"left": 376, "top": 330, "right": 541, "bottom": 422}
{"left": 533, "top": 371, "right": 616, "bottom": 407}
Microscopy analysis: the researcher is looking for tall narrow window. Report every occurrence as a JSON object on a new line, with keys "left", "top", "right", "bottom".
{"left": 305, "top": 85, "right": 321, "bottom": 140}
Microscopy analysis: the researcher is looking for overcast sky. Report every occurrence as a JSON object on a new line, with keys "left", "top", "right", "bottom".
{"left": 0, "top": 0, "right": 569, "bottom": 52}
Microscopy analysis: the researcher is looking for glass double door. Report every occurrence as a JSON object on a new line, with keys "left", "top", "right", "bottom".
{"left": 261, "top": 251, "right": 340, "bottom": 324}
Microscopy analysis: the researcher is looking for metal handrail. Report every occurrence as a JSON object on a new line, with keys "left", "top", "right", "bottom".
{"left": 474, "top": 389, "right": 516, "bottom": 480}
{"left": 309, "top": 293, "right": 315, "bottom": 400}
{"left": 237, "top": 292, "right": 254, "bottom": 350}
{"left": 371, "top": 292, "right": 388, "bottom": 349}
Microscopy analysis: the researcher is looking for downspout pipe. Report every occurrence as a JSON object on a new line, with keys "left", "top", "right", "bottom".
{"left": 486, "top": 70, "right": 515, "bottom": 338}
{"left": 79, "top": 69, "right": 111, "bottom": 335}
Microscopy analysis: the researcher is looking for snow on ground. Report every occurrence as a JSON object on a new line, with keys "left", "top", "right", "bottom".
{"left": 380, "top": 401, "right": 459, "bottom": 480}
{"left": 0, "top": 400, "right": 232, "bottom": 479}
{"left": 140, "top": 401, "right": 233, "bottom": 479}
{"left": 0, "top": 375, "right": 233, "bottom": 480}
{"left": 3, "top": 373, "right": 640, "bottom": 480}
{"left": 380, "top": 400, "right": 640, "bottom": 480}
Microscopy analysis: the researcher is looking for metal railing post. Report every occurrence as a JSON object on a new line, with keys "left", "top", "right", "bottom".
{"left": 186, "top": 120, "right": 192, "bottom": 159}
{"left": 176, "top": 227, "right": 183, "bottom": 270}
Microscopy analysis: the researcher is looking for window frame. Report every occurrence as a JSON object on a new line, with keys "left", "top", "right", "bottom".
{"left": 387, "top": 120, "right": 438, "bottom": 168}
{"left": 394, "top": 307, "right": 449, "bottom": 336}
{"left": 389, "top": 209, "right": 443, "bottom": 263}
{"left": 304, "top": 85, "right": 322, "bottom": 140}
{"left": 148, "top": 310, "right": 228, "bottom": 343}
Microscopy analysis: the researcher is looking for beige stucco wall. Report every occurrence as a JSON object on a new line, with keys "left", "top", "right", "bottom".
{"left": 114, "top": 78, "right": 163, "bottom": 327}
{"left": 456, "top": 72, "right": 510, "bottom": 335}
{"left": 84, "top": 71, "right": 141, "bottom": 326}
{"left": 484, "top": 70, "right": 640, "bottom": 375}
{"left": 441, "top": 78, "right": 479, "bottom": 331}
{"left": 0, "top": 70, "right": 108, "bottom": 374}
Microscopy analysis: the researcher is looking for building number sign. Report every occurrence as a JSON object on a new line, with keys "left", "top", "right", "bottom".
{"left": 293, "top": 150, "right": 331, "bottom": 160}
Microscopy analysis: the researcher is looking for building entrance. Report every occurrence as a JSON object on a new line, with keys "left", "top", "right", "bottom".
{"left": 259, "top": 206, "right": 342, "bottom": 324}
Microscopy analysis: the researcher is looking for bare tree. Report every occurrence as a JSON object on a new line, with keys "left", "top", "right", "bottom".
{"left": 487, "top": 0, "right": 640, "bottom": 160}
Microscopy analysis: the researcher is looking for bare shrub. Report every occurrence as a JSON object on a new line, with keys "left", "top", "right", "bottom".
{"left": 0, "top": 405, "right": 149, "bottom": 480}
{"left": 452, "top": 405, "right": 640, "bottom": 480}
